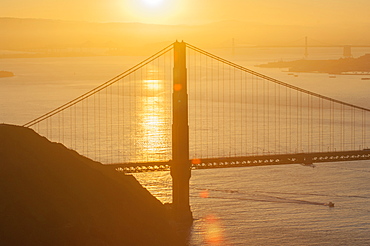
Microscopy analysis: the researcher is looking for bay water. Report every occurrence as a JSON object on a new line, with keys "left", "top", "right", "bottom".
{"left": 1, "top": 46, "right": 370, "bottom": 245}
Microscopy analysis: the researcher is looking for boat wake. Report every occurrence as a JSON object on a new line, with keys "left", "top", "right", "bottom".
{"left": 191, "top": 187, "right": 340, "bottom": 207}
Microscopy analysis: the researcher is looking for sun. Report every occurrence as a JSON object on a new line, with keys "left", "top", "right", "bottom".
{"left": 142, "top": 0, "right": 164, "bottom": 7}
{"left": 126, "top": 0, "right": 182, "bottom": 24}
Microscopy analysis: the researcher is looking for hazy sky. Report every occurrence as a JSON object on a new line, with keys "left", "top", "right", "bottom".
{"left": 2, "top": 0, "right": 370, "bottom": 26}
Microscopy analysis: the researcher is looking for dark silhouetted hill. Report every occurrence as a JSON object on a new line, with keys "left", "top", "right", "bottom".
{"left": 0, "top": 124, "right": 177, "bottom": 245}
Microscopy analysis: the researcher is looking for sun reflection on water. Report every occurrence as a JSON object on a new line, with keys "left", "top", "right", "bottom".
{"left": 144, "top": 79, "right": 162, "bottom": 91}
{"left": 135, "top": 76, "right": 171, "bottom": 162}
{"left": 204, "top": 214, "right": 224, "bottom": 245}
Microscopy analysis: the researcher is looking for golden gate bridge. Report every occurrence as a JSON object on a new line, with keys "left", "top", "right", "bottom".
{"left": 23, "top": 41, "right": 370, "bottom": 220}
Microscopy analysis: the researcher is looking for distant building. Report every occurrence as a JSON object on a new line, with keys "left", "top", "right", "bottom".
{"left": 343, "top": 45, "right": 352, "bottom": 58}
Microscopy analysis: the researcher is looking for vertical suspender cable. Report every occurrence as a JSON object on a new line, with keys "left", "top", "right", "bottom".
{"left": 252, "top": 74, "right": 254, "bottom": 155}
{"left": 256, "top": 76, "right": 259, "bottom": 155}
{"left": 218, "top": 55, "right": 220, "bottom": 157}
{"left": 275, "top": 81, "right": 277, "bottom": 153}
{"left": 285, "top": 86, "right": 288, "bottom": 153}
{"left": 296, "top": 90, "right": 299, "bottom": 152}
{"left": 263, "top": 78, "right": 266, "bottom": 154}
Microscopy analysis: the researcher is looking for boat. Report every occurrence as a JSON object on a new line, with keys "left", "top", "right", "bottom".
{"left": 327, "top": 202, "right": 335, "bottom": 207}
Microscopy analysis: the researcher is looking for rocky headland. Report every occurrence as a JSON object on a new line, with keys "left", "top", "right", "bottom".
{"left": 0, "top": 124, "right": 179, "bottom": 245}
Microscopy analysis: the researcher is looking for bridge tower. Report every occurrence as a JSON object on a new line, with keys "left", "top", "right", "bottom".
{"left": 171, "top": 41, "right": 193, "bottom": 222}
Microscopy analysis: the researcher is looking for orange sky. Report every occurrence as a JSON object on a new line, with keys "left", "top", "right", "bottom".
{"left": 2, "top": 0, "right": 370, "bottom": 26}
{"left": 2, "top": 0, "right": 370, "bottom": 51}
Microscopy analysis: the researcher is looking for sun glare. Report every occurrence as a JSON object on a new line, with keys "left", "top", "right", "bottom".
{"left": 127, "top": 0, "right": 182, "bottom": 24}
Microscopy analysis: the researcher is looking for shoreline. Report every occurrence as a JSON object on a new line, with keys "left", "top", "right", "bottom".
{"left": 256, "top": 54, "right": 370, "bottom": 74}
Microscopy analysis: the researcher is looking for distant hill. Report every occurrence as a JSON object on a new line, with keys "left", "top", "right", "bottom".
{"left": 0, "top": 124, "right": 177, "bottom": 245}
{"left": 0, "top": 71, "right": 14, "bottom": 78}
{"left": 0, "top": 18, "right": 180, "bottom": 55}
{"left": 2, "top": 17, "right": 369, "bottom": 57}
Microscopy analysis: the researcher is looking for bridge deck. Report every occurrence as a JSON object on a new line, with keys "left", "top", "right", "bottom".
{"left": 110, "top": 150, "right": 370, "bottom": 173}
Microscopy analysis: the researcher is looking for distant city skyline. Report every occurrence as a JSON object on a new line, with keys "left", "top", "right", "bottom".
{"left": 2, "top": 0, "right": 370, "bottom": 26}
